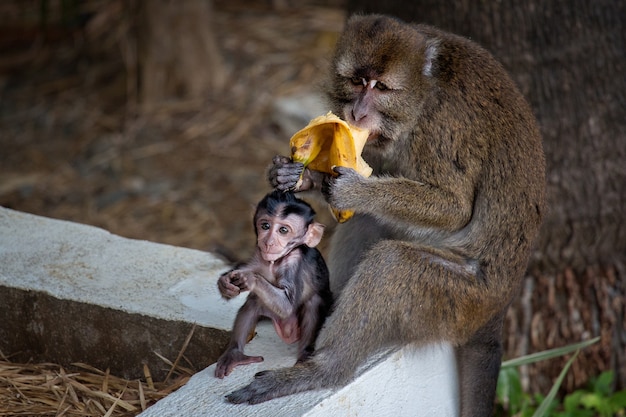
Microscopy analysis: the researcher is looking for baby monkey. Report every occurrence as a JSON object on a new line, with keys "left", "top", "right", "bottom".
{"left": 215, "top": 190, "right": 332, "bottom": 379}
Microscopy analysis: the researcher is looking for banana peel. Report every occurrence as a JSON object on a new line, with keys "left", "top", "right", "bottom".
{"left": 289, "top": 111, "right": 372, "bottom": 223}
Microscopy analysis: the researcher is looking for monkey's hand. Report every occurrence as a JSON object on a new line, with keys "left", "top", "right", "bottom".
{"left": 228, "top": 269, "right": 257, "bottom": 293}
{"left": 218, "top": 270, "right": 241, "bottom": 299}
{"left": 268, "top": 155, "right": 304, "bottom": 191}
{"left": 215, "top": 348, "right": 264, "bottom": 379}
{"left": 326, "top": 166, "right": 367, "bottom": 210}
{"left": 268, "top": 155, "right": 326, "bottom": 192}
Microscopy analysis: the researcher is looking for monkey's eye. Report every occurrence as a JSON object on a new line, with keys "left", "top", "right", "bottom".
{"left": 375, "top": 82, "right": 389, "bottom": 91}
{"left": 260, "top": 222, "right": 271, "bottom": 231}
{"left": 350, "top": 76, "right": 364, "bottom": 86}
{"left": 278, "top": 226, "right": 290, "bottom": 235}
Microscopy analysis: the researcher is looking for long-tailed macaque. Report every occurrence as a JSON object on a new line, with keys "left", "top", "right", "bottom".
{"left": 228, "top": 14, "right": 546, "bottom": 416}
{"left": 215, "top": 190, "right": 332, "bottom": 379}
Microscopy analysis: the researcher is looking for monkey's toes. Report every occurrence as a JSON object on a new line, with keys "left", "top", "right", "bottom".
{"left": 225, "top": 370, "right": 288, "bottom": 404}
{"left": 225, "top": 388, "right": 252, "bottom": 404}
{"left": 225, "top": 383, "right": 270, "bottom": 405}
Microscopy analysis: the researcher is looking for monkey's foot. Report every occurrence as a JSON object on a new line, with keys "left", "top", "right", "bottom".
{"left": 215, "top": 350, "right": 264, "bottom": 379}
{"left": 226, "top": 366, "right": 319, "bottom": 404}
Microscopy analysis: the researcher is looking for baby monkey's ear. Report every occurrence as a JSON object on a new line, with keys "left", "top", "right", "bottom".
{"left": 303, "top": 222, "right": 325, "bottom": 248}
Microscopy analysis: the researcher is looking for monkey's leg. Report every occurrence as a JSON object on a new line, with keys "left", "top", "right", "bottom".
{"left": 455, "top": 311, "right": 505, "bottom": 417}
{"left": 227, "top": 240, "right": 497, "bottom": 404}
{"left": 226, "top": 282, "right": 385, "bottom": 404}
{"left": 295, "top": 294, "right": 326, "bottom": 363}
{"left": 215, "top": 299, "right": 264, "bottom": 379}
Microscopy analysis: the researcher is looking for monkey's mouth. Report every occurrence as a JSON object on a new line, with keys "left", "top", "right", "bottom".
{"left": 262, "top": 252, "right": 286, "bottom": 262}
{"left": 366, "top": 131, "right": 380, "bottom": 143}
{"left": 366, "top": 131, "right": 390, "bottom": 148}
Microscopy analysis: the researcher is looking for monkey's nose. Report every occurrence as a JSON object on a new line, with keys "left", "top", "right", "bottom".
{"left": 352, "top": 108, "right": 367, "bottom": 122}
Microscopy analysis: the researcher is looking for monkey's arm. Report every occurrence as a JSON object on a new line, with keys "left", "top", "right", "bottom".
{"left": 268, "top": 155, "right": 327, "bottom": 192}
{"left": 218, "top": 270, "right": 242, "bottom": 299}
{"left": 215, "top": 298, "right": 264, "bottom": 378}
{"left": 249, "top": 272, "right": 299, "bottom": 320}
{"left": 329, "top": 166, "right": 476, "bottom": 232}
{"left": 231, "top": 266, "right": 299, "bottom": 320}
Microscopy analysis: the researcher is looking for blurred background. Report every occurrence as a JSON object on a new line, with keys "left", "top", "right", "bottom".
{"left": 0, "top": 0, "right": 624, "bottom": 413}
{"left": 0, "top": 0, "right": 346, "bottom": 261}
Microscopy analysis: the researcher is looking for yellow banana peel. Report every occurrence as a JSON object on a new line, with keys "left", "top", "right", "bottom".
{"left": 289, "top": 111, "right": 372, "bottom": 223}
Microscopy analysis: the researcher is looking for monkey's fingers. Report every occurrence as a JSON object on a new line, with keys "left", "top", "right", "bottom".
{"left": 273, "top": 154, "right": 291, "bottom": 165}
{"left": 226, "top": 369, "right": 284, "bottom": 404}
{"left": 226, "top": 365, "right": 321, "bottom": 404}
{"left": 223, "top": 355, "right": 264, "bottom": 379}
{"left": 320, "top": 175, "right": 334, "bottom": 203}
{"left": 238, "top": 354, "right": 264, "bottom": 366}
{"left": 217, "top": 275, "right": 241, "bottom": 299}
{"left": 327, "top": 166, "right": 364, "bottom": 220}
{"left": 229, "top": 273, "right": 250, "bottom": 291}
{"left": 268, "top": 155, "right": 292, "bottom": 188}
{"left": 331, "top": 165, "right": 356, "bottom": 176}
{"left": 215, "top": 362, "right": 228, "bottom": 379}
{"left": 268, "top": 159, "right": 305, "bottom": 191}
{"left": 215, "top": 352, "right": 264, "bottom": 379}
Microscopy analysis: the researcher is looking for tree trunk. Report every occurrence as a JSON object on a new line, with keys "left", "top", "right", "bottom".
{"left": 348, "top": 0, "right": 625, "bottom": 393}
{"left": 137, "top": 0, "right": 225, "bottom": 110}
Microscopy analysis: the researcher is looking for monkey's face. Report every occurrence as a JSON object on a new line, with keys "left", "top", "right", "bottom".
{"left": 255, "top": 214, "right": 308, "bottom": 263}
{"left": 327, "top": 15, "right": 430, "bottom": 150}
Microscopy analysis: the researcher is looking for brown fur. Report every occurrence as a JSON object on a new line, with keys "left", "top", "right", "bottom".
{"left": 241, "top": 15, "right": 545, "bottom": 416}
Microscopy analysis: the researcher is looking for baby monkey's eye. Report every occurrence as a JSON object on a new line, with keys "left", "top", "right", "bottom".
{"left": 279, "top": 226, "right": 289, "bottom": 234}
{"left": 261, "top": 222, "right": 270, "bottom": 230}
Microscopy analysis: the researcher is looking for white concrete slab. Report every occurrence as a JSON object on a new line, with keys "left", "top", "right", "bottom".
{"left": 138, "top": 321, "right": 458, "bottom": 417}
{"left": 0, "top": 207, "right": 459, "bottom": 416}
{"left": 0, "top": 207, "right": 239, "bottom": 330}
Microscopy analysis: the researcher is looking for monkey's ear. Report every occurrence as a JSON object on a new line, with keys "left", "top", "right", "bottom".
{"left": 303, "top": 222, "right": 325, "bottom": 248}
{"left": 423, "top": 39, "right": 439, "bottom": 78}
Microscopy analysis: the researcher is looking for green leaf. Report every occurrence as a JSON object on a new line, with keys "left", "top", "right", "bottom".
{"left": 609, "top": 390, "right": 626, "bottom": 409}
{"left": 532, "top": 349, "right": 580, "bottom": 417}
{"left": 502, "top": 337, "right": 600, "bottom": 368}
{"left": 591, "top": 371, "right": 614, "bottom": 396}
{"left": 564, "top": 391, "right": 585, "bottom": 411}
{"left": 522, "top": 405, "right": 539, "bottom": 417}
{"left": 497, "top": 367, "right": 525, "bottom": 413}
{"left": 580, "top": 392, "right": 604, "bottom": 409}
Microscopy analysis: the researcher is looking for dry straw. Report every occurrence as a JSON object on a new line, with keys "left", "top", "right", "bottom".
{"left": 0, "top": 326, "right": 196, "bottom": 416}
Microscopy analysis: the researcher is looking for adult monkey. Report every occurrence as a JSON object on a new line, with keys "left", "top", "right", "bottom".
{"left": 229, "top": 14, "right": 546, "bottom": 416}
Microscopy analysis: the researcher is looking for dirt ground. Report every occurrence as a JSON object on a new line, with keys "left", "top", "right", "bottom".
{"left": 0, "top": 1, "right": 346, "bottom": 262}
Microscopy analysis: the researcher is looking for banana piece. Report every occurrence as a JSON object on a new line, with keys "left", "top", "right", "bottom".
{"left": 289, "top": 112, "right": 372, "bottom": 222}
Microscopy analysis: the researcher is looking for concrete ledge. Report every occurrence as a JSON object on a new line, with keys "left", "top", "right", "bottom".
{"left": 139, "top": 332, "right": 458, "bottom": 417}
{"left": 0, "top": 207, "right": 458, "bottom": 416}
{"left": 0, "top": 208, "right": 235, "bottom": 326}
{"left": 0, "top": 207, "right": 235, "bottom": 380}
